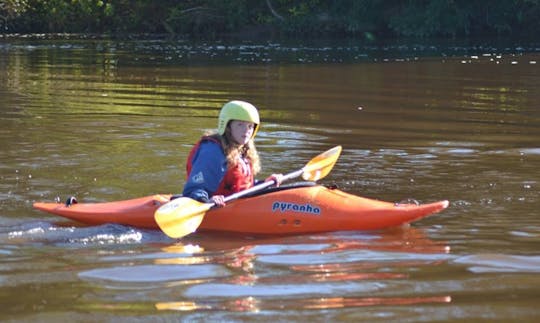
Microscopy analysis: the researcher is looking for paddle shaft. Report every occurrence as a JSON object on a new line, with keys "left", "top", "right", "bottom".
{"left": 207, "top": 145, "right": 339, "bottom": 206}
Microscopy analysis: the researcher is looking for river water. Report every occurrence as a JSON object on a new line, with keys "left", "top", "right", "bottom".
{"left": 0, "top": 36, "right": 539, "bottom": 322}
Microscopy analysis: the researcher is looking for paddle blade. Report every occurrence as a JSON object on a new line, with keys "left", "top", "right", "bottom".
{"left": 302, "top": 145, "right": 342, "bottom": 181}
{"left": 154, "top": 197, "right": 211, "bottom": 238}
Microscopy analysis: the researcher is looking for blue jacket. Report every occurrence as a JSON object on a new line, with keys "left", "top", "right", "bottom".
{"left": 182, "top": 140, "right": 228, "bottom": 203}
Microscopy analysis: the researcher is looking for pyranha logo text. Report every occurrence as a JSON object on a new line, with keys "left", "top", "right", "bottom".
{"left": 271, "top": 202, "right": 321, "bottom": 215}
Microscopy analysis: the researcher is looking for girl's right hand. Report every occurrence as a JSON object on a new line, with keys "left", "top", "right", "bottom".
{"left": 211, "top": 195, "right": 226, "bottom": 207}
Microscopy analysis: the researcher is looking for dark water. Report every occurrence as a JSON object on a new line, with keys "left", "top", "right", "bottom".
{"left": 1, "top": 37, "right": 539, "bottom": 322}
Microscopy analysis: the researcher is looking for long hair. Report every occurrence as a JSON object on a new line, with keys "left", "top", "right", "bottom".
{"left": 205, "top": 130, "right": 261, "bottom": 175}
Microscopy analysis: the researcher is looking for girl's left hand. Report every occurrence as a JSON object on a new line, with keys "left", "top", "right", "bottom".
{"left": 265, "top": 173, "right": 283, "bottom": 187}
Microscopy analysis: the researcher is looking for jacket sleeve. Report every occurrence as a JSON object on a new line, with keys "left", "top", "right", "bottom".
{"left": 182, "top": 141, "right": 227, "bottom": 202}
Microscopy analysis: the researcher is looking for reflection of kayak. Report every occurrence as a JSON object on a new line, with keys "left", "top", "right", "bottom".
{"left": 33, "top": 183, "right": 449, "bottom": 234}
{"left": 165, "top": 227, "right": 451, "bottom": 254}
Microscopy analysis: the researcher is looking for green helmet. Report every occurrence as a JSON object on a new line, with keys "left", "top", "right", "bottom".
{"left": 217, "top": 100, "right": 260, "bottom": 139}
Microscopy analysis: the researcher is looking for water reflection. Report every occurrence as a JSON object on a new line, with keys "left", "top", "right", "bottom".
{"left": 156, "top": 295, "right": 452, "bottom": 312}
{"left": 148, "top": 229, "right": 452, "bottom": 312}
{"left": 454, "top": 254, "right": 540, "bottom": 273}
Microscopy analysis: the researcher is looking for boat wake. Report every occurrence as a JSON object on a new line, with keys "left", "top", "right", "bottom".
{"left": 0, "top": 221, "right": 170, "bottom": 247}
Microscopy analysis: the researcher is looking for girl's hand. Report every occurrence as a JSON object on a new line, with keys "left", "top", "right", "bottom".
{"left": 211, "top": 195, "right": 226, "bottom": 207}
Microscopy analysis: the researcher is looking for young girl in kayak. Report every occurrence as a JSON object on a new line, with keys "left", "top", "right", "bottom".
{"left": 182, "top": 100, "right": 283, "bottom": 207}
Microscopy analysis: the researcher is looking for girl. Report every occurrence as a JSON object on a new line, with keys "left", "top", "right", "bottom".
{"left": 182, "top": 100, "right": 282, "bottom": 206}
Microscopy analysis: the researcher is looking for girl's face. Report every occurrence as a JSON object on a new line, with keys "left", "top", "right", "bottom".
{"left": 229, "top": 120, "right": 256, "bottom": 145}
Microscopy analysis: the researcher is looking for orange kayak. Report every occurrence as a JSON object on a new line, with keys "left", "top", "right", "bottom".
{"left": 33, "top": 184, "right": 449, "bottom": 234}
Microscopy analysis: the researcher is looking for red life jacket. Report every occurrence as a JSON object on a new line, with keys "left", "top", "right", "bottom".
{"left": 186, "top": 136, "right": 254, "bottom": 196}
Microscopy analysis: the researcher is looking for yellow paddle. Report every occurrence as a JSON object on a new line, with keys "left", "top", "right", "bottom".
{"left": 154, "top": 145, "right": 342, "bottom": 238}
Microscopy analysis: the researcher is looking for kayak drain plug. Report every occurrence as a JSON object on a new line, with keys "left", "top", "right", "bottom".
{"left": 278, "top": 219, "right": 302, "bottom": 226}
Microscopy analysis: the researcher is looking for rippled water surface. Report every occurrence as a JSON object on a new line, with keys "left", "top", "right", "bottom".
{"left": 1, "top": 37, "right": 539, "bottom": 322}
